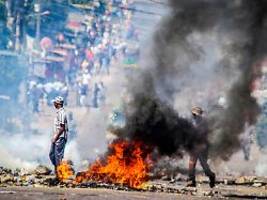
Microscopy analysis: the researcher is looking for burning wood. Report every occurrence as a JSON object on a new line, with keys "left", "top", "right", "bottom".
{"left": 56, "top": 139, "right": 153, "bottom": 189}
{"left": 75, "top": 139, "right": 152, "bottom": 188}
{"left": 2, "top": 165, "right": 267, "bottom": 198}
{"left": 57, "top": 161, "right": 75, "bottom": 181}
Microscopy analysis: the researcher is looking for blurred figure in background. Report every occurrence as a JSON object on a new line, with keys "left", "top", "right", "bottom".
{"left": 240, "top": 122, "right": 255, "bottom": 161}
{"left": 67, "top": 112, "right": 77, "bottom": 141}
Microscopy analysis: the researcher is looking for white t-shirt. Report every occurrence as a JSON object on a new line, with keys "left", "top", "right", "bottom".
{"left": 54, "top": 107, "right": 68, "bottom": 140}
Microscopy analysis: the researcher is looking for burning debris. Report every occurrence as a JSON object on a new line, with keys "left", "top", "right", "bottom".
{"left": 1, "top": 0, "right": 267, "bottom": 199}
{"left": 57, "top": 161, "right": 75, "bottom": 181}
{"left": 2, "top": 165, "right": 267, "bottom": 198}
{"left": 72, "top": 0, "right": 267, "bottom": 190}
{"left": 57, "top": 0, "right": 267, "bottom": 190}
{"left": 58, "top": 139, "right": 152, "bottom": 189}
{"left": 76, "top": 139, "right": 152, "bottom": 188}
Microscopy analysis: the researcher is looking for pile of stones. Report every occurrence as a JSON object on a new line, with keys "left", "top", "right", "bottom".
{"left": 0, "top": 165, "right": 56, "bottom": 187}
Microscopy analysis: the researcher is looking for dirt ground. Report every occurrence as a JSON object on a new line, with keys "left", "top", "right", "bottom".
{"left": 1, "top": 180, "right": 267, "bottom": 200}
{"left": 0, "top": 186, "right": 204, "bottom": 200}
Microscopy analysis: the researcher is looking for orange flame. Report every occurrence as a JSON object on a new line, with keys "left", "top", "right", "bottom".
{"left": 57, "top": 161, "right": 74, "bottom": 181}
{"left": 76, "top": 139, "right": 152, "bottom": 188}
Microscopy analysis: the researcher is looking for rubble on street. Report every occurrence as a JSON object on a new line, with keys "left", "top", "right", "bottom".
{"left": 1, "top": 165, "right": 267, "bottom": 199}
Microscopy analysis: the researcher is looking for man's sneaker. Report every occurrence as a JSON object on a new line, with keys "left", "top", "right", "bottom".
{"left": 209, "top": 175, "right": 216, "bottom": 188}
{"left": 186, "top": 180, "right": 196, "bottom": 187}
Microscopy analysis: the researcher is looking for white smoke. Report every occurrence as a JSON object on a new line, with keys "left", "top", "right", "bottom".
{"left": 0, "top": 132, "right": 49, "bottom": 169}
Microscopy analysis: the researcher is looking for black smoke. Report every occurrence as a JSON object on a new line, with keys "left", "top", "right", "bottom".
{"left": 114, "top": 73, "right": 204, "bottom": 157}
{"left": 207, "top": 0, "right": 266, "bottom": 159}
{"left": 113, "top": 0, "right": 267, "bottom": 161}
{"left": 122, "top": 90, "right": 197, "bottom": 156}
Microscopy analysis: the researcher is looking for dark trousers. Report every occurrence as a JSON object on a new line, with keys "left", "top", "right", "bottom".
{"left": 188, "top": 145, "right": 215, "bottom": 181}
{"left": 49, "top": 138, "right": 66, "bottom": 167}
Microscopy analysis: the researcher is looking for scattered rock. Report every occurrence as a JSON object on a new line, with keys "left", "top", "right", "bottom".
{"left": 253, "top": 177, "right": 267, "bottom": 185}
{"left": 203, "top": 190, "right": 213, "bottom": 197}
{"left": 34, "top": 165, "right": 51, "bottom": 176}
{"left": 252, "top": 183, "right": 262, "bottom": 187}
{"left": 0, "top": 174, "right": 14, "bottom": 183}
{"left": 0, "top": 167, "right": 12, "bottom": 175}
{"left": 1, "top": 164, "right": 267, "bottom": 199}
{"left": 33, "top": 184, "right": 45, "bottom": 188}
{"left": 235, "top": 176, "right": 256, "bottom": 185}
{"left": 223, "top": 179, "right": 231, "bottom": 185}
{"left": 197, "top": 176, "right": 209, "bottom": 184}
{"left": 235, "top": 176, "right": 246, "bottom": 184}
{"left": 181, "top": 187, "right": 197, "bottom": 193}
{"left": 25, "top": 175, "right": 36, "bottom": 184}
{"left": 19, "top": 168, "right": 32, "bottom": 176}
{"left": 161, "top": 175, "right": 170, "bottom": 181}
{"left": 13, "top": 169, "right": 20, "bottom": 176}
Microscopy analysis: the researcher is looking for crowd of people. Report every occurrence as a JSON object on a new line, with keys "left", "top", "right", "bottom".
{"left": 27, "top": 0, "right": 139, "bottom": 112}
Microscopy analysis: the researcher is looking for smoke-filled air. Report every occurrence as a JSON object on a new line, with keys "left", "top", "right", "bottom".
{"left": 2, "top": 0, "right": 267, "bottom": 197}
{"left": 114, "top": 0, "right": 267, "bottom": 161}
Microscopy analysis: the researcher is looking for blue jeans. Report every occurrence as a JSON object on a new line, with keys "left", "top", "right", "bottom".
{"left": 49, "top": 137, "right": 66, "bottom": 167}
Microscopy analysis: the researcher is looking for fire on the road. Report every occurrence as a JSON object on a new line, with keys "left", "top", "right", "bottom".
{"left": 57, "top": 161, "right": 74, "bottom": 180}
{"left": 58, "top": 139, "right": 153, "bottom": 188}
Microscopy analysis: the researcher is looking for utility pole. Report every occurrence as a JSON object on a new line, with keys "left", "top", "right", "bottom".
{"left": 34, "top": 0, "right": 41, "bottom": 48}
{"left": 5, "top": 0, "right": 15, "bottom": 49}
{"left": 15, "top": 13, "right": 20, "bottom": 51}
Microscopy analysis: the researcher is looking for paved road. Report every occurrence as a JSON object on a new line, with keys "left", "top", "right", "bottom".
{"left": 0, "top": 187, "right": 204, "bottom": 200}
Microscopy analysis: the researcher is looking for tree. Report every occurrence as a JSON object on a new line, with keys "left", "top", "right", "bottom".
{"left": 0, "top": 0, "right": 10, "bottom": 49}
{"left": 0, "top": 0, "right": 6, "bottom": 21}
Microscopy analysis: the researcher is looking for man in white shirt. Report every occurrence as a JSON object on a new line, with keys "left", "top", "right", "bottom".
{"left": 49, "top": 96, "right": 68, "bottom": 179}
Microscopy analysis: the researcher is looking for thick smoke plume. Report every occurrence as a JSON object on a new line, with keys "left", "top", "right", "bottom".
{"left": 114, "top": 0, "right": 267, "bottom": 160}
{"left": 210, "top": 0, "right": 267, "bottom": 159}
{"left": 121, "top": 80, "right": 197, "bottom": 156}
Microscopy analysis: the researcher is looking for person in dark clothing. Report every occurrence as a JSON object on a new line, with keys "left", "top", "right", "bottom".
{"left": 187, "top": 106, "right": 216, "bottom": 188}
{"left": 92, "top": 83, "right": 101, "bottom": 108}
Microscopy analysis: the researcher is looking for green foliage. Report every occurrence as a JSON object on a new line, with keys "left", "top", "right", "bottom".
{"left": 0, "top": 0, "right": 6, "bottom": 21}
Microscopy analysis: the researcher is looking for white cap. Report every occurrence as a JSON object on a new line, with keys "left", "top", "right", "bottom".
{"left": 53, "top": 96, "right": 64, "bottom": 104}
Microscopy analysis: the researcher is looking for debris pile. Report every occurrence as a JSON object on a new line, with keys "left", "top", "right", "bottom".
{"left": 0, "top": 166, "right": 55, "bottom": 187}
{"left": 1, "top": 165, "right": 267, "bottom": 198}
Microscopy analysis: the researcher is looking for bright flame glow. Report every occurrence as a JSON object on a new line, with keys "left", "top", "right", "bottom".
{"left": 57, "top": 161, "right": 74, "bottom": 181}
{"left": 76, "top": 139, "right": 152, "bottom": 188}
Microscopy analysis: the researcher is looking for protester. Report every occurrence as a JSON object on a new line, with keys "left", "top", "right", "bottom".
{"left": 49, "top": 96, "right": 68, "bottom": 180}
